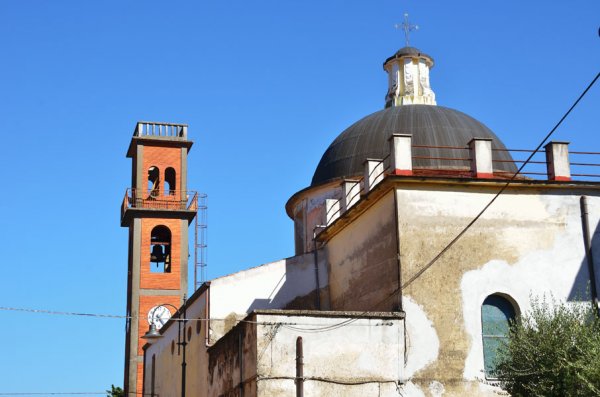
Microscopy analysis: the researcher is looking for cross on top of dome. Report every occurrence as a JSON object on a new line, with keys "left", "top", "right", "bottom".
{"left": 394, "top": 13, "right": 419, "bottom": 47}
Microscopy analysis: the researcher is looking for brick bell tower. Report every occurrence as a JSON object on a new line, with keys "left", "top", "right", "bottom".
{"left": 121, "top": 122, "right": 197, "bottom": 395}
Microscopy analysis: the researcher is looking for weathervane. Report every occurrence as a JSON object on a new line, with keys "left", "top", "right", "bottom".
{"left": 395, "top": 13, "right": 419, "bottom": 47}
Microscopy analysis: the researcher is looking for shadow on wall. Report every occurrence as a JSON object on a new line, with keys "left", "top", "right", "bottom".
{"left": 568, "top": 211, "right": 600, "bottom": 302}
{"left": 245, "top": 249, "right": 328, "bottom": 313}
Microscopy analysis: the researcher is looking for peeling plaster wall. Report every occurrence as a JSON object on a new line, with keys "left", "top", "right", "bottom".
{"left": 209, "top": 252, "right": 329, "bottom": 342}
{"left": 255, "top": 312, "right": 404, "bottom": 396}
{"left": 144, "top": 179, "right": 600, "bottom": 397}
{"left": 143, "top": 251, "right": 332, "bottom": 396}
{"left": 396, "top": 184, "right": 600, "bottom": 396}
{"left": 290, "top": 182, "right": 342, "bottom": 254}
{"left": 208, "top": 319, "right": 257, "bottom": 397}
{"left": 326, "top": 190, "right": 399, "bottom": 311}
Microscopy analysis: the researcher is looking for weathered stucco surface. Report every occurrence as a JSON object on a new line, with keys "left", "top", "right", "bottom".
{"left": 143, "top": 293, "right": 209, "bottom": 397}
{"left": 396, "top": 184, "right": 600, "bottom": 396}
{"left": 255, "top": 311, "right": 404, "bottom": 396}
{"left": 207, "top": 318, "right": 257, "bottom": 397}
{"left": 289, "top": 182, "right": 342, "bottom": 254}
{"left": 209, "top": 251, "right": 329, "bottom": 342}
{"left": 326, "top": 190, "right": 399, "bottom": 311}
{"left": 147, "top": 307, "right": 404, "bottom": 396}
{"left": 144, "top": 176, "right": 600, "bottom": 397}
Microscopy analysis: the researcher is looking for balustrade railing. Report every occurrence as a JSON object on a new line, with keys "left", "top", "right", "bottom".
{"left": 134, "top": 121, "right": 188, "bottom": 139}
{"left": 121, "top": 188, "right": 198, "bottom": 219}
{"left": 320, "top": 141, "right": 600, "bottom": 236}
{"left": 492, "top": 148, "right": 600, "bottom": 180}
{"left": 567, "top": 150, "right": 600, "bottom": 179}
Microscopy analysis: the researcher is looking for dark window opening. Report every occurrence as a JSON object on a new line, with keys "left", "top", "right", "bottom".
{"left": 150, "top": 225, "right": 171, "bottom": 273}
{"left": 148, "top": 166, "right": 160, "bottom": 198}
{"left": 164, "top": 167, "right": 176, "bottom": 196}
{"left": 482, "top": 294, "right": 517, "bottom": 378}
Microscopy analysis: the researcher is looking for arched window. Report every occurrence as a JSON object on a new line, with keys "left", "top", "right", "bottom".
{"left": 164, "top": 167, "right": 176, "bottom": 196}
{"left": 481, "top": 294, "right": 517, "bottom": 378}
{"left": 150, "top": 225, "right": 171, "bottom": 273}
{"left": 148, "top": 166, "right": 160, "bottom": 198}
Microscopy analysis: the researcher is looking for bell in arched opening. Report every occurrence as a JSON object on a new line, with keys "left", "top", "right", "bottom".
{"left": 151, "top": 244, "right": 166, "bottom": 264}
{"left": 150, "top": 225, "right": 172, "bottom": 273}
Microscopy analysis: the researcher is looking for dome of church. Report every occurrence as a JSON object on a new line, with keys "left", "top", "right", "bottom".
{"left": 311, "top": 105, "right": 517, "bottom": 186}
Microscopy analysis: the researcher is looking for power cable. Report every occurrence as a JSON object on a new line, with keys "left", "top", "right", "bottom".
{"left": 401, "top": 70, "right": 600, "bottom": 290}
{"left": 0, "top": 306, "right": 393, "bottom": 327}
{"left": 1, "top": 72, "right": 598, "bottom": 335}
{"left": 280, "top": 69, "right": 600, "bottom": 333}
{"left": 0, "top": 390, "right": 152, "bottom": 396}
{"left": 0, "top": 392, "right": 152, "bottom": 396}
{"left": 0, "top": 306, "right": 128, "bottom": 319}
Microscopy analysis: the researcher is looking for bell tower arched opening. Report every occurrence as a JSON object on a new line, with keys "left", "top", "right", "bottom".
{"left": 148, "top": 166, "right": 160, "bottom": 198}
{"left": 150, "top": 225, "right": 171, "bottom": 273}
{"left": 164, "top": 167, "right": 176, "bottom": 196}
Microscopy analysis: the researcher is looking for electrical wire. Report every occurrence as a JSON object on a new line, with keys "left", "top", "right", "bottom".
{"left": 0, "top": 306, "right": 129, "bottom": 319}
{"left": 256, "top": 375, "right": 400, "bottom": 386}
{"left": 401, "top": 70, "right": 600, "bottom": 290}
{"left": 0, "top": 393, "right": 151, "bottom": 396}
{"left": 1, "top": 72, "right": 598, "bottom": 336}
{"left": 288, "top": 70, "right": 600, "bottom": 333}
{"left": 0, "top": 306, "right": 394, "bottom": 328}
{"left": 0, "top": 393, "right": 107, "bottom": 396}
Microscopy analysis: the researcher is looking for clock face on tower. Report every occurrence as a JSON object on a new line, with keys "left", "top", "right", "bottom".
{"left": 147, "top": 305, "right": 172, "bottom": 330}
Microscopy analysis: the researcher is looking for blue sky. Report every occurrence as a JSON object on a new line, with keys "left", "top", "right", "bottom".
{"left": 0, "top": 0, "right": 599, "bottom": 393}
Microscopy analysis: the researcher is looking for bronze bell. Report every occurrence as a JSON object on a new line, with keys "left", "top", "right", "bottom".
{"left": 151, "top": 244, "right": 165, "bottom": 263}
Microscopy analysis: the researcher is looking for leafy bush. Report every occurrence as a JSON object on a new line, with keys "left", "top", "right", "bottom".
{"left": 106, "top": 385, "right": 124, "bottom": 397}
{"left": 496, "top": 297, "right": 600, "bottom": 397}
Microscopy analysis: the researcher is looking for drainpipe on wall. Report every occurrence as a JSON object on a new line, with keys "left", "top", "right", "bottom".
{"left": 393, "top": 191, "right": 403, "bottom": 312}
{"left": 312, "top": 226, "right": 326, "bottom": 310}
{"left": 205, "top": 281, "right": 211, "bottom": 347}
{"left": 296, "top": 336, "right": 304, "bottom": 397}
{"left": 313, "top": 248, "right": 322, "bottom": 310}
{"left": 580, "top": 196, "right": 600, "bottom": 315}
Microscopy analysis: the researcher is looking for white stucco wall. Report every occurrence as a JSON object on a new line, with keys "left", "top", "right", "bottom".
{"left": 395, "top": 183, "right": 600, "bottom": 396}
{"left": 255, "top": 312, "right": 404, "bottom": 396}
{"left": 143, "top": 250, "right": 330, "bottom": 395}
{"left": 209, "top": 251, "right": 328, "bottom": 341}
{"left": 143, "top": 292, "right": 208, "bottom": 397}
{"left": 461, "top": 193, "right": 600, "bottom": 381}
{"left": 144, "top": 180, "right": 600, "bottom": 397}
{"left": 288, "top": 182, "right": 342, "bottom": 254}
{"left": 326, "top": 190, "right": 398, "bottom": 311}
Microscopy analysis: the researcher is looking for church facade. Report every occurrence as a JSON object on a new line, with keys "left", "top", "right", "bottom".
{"left": 124, "top": 46, "right": 600, "bottom": 396}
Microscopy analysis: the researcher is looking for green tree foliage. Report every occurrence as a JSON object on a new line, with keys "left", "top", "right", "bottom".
{"left": 496, "top": 297, "right": 600, "bottom": 397}
{"left": 106, "top": 385, "right": 124, "bottom": 397}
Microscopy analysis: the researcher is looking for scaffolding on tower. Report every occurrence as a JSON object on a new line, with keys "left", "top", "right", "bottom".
{"left": 194, "top": 194, "right": 208, "bottom": 290}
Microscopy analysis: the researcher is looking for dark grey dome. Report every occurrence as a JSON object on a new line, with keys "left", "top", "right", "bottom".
{"left": 311, "top": 105, "right": 517, "bottom": 186}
